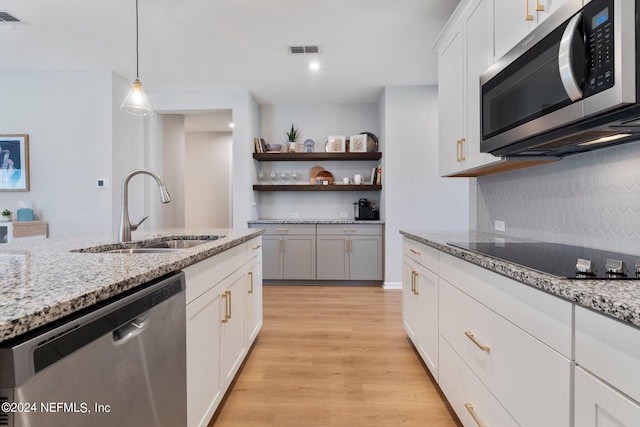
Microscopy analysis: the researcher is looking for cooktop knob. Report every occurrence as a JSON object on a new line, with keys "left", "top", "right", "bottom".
{"left": 576, "top": 258, "right": 595, "bottom": 274}
{"left": 605, "top": 259, "right": 626, "bottom": 275}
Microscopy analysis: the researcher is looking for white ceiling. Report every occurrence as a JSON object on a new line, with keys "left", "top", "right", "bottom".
{"left": 0, "top": 0, "right": 460, "bottom": 105}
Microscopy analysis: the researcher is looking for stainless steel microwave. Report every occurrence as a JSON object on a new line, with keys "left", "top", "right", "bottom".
{"left": 480, "top": 0, "right": 640, "bottom": 157}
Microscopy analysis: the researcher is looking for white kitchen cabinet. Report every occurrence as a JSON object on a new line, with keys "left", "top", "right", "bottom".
{"left": 253, "top": 225, "right": 316, "bottom": 280}
{"left": 402, "top": 247, "right": 439, "bottom": 380}
{"left": 439, "top": 336, "right": 519, "bottom": 427}
{"left": 185, "top": 237, "right": 263, "bottom": 427}
{"left": 437, "top": 19, "right": 465, "bottom": 177}
{"left": 186, "top": 283, "right": 223, "bottom": 427}
{"left": 439, "top": 277, "right": 571, "bottom": 426}
{"left": 316, "top": 224, "right": 383, "bottom": 281}
{"left": 246, "top": 250, "right": 263, "bottom": 344}
{"left": 493, "top": 0, "right": 569, "bottom": 61}
{"left": 574, "top": 305, "right": 640, "bottom": 425}
{"left": 575, "top": 367, "right": 640, "bottom": 427}
{"left": 218, "top": 267, "right": 247, "bottom": 390}
{"left": 437, "top": 0, "right": 502, "bottom": 177}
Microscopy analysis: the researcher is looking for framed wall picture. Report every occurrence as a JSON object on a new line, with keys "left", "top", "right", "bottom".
{"left": 349, "top": 134, "right": 368, "bottom": 152}
{"left": 327, "top": 135, "right": 346, "bottom": 152}
{"left": 0, "top": 134, "right": 29, "bottom": 191}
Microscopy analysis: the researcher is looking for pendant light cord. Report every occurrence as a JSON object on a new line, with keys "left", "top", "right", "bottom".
{"left": 135, "top": 0, "right": 140, "bottom": 79}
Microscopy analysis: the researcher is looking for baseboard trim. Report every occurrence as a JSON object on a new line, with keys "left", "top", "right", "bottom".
{"left": 383, "top": 281, "right": 402, "bottom": 290}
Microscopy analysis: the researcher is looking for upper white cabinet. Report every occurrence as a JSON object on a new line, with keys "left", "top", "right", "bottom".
{"left": 494, "top": 0, "right": 569, "bottom": 60}
{"left": 436, "top": 0, "right": 502, "bottom": 177}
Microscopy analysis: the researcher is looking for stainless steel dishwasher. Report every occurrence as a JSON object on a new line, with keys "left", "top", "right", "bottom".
{"left": 0, "top": 272, "right": 186, "bottom": 427}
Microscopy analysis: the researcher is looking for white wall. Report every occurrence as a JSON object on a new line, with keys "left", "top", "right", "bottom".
{"left": 257, "top": 104, "right": 380, "bottom": 219}
{"left": 381, "top": 86, "right": 469, "bottom": 287}
{"left": 150, "top": 88, "right": 259, "bottom": 228}
{"left": 185, "top": 132, "right": 232, "bottom": 228}
{"left": 0, "top": 70, "right": 136, "bottom": 237}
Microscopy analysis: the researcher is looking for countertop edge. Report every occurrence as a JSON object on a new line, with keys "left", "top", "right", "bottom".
{"left": 400, "top": 230, "right": 640, "bottom": 329}
{"left": 0, "top": 229, "right": 264, "bottom": 344}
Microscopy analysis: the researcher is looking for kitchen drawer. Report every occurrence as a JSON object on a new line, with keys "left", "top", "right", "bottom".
{"left": 184, "top": 242, "right": 247, "bottom": 304}
{"left": 576, "top": 306, "right": 640, "bottom": 404}
{"left": 402, "top": 238, "right": 438, "bottom": 273}
{"left": 316, "top": 224, "right": 382, "bottom": 236}
{"left": 439, "top": 336, "right": 519, "bottom": 427}
{"left": 247, "top": 236, "right": 262, "bottom": 259}
{"left": 439, "top": 278, "right": 571, "bottom": 426}
{"left": 257, "top": 224, "right": 316, "bottom": 235}
{"left": 439, "top": 251, "right": 572, "bottom": 357}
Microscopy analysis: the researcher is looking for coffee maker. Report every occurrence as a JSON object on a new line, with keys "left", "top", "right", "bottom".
{"left": 353, "top": 198, "right": 379, "bottom": 220}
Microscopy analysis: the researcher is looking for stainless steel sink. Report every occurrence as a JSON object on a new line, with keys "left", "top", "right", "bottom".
{"left": 141, "top": 239, "right": 214, "bottom": 249}
{"left": 107, "top": 248, "right": 184, "bottom": 254}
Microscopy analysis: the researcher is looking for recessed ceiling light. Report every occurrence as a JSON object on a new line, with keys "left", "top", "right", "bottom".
{"left": 229, "top": 123, "right": 235, "bottom": 128}
{"left": 309, "top": 62, "right": 320, "bottom": 71}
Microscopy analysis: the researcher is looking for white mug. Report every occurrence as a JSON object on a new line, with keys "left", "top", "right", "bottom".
{"left": 343, "top": 177, "right": 350, "bottom": 185}
{"left": 354, "top": 174, "right": 363, "bottom": 185}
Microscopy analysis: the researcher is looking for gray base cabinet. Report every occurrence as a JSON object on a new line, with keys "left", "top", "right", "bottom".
{"left": 252, "top": 225, "right": 316, "bottom": 280}
{"left": 316, "top": 225, "right": 383, "bottom": 281}
{"left": 251, "top": 223, "right": 384, "bottom": 281}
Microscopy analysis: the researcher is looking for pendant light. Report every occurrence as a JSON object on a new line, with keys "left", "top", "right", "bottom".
{"left": 121, "top": 0, "right": 153, "bottom": 116}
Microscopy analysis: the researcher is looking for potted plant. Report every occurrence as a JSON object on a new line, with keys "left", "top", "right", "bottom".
{"left": 1, "top": 209, "right": 11, "bottom": 222}
{"left": 285, "top": 123, "right": 299, "bottom": 152}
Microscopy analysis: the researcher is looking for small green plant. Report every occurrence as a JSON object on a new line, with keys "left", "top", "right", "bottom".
{"left": 2, "top": 209, "right": 11, "bottom": 217}
{"left": 285, "top": 123, "right": 299, "bottom": 142}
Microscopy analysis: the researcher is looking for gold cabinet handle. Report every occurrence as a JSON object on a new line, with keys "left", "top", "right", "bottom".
{"left": 535, "top": 0, "right": 544, "bottom": 12}
{"left": 221, "top": 291, "right": 231, "bottom": 323}
{"left": 343, "top": 228, "right": 356, "bottom": 232}
{"left": 465, "top": 403, "right": 487, "bottom": 427}
{"left": 248, "top": 271, "right": 254, "bottom": 294}
{"left": 252, "top": 244, "right": 262, "bottom": 250}
{"left": 456, "top": 138, "right": 466, "bottom": 162}
{"left": 412, "top": 271, "right": 419, "bottom": 295}
{"left": 409, "top": 249, "right": 421, "bottom": 255}
{"left": 280, "top": 238, "right": 285, "bottom": 252}
{"left": 525, "top": 0, "right": 534, "bottom": 20}
{"left": 465, "top": 331, "right": 490, "bottom": 352}
{"left": 276, "top": 228, "right": 289, "bottom": 232}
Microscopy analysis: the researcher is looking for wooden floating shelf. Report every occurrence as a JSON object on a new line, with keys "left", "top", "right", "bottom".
{"left": 253, "top": 152, "right": 382, "bottom": 161}
{"left": 253, "top": 184, "right": 382, "bottom": 192}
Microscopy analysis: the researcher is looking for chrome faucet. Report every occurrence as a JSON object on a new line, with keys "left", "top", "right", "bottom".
{"left": 118, "top": 169, "right": 171, "bottom": 242}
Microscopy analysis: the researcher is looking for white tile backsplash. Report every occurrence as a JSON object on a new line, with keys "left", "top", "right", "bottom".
{"left": 476, "top": 139, "right": 640, "bottom": 254}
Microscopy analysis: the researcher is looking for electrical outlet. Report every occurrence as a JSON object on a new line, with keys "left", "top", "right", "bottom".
{"left": 340, "top": 212, "right": 348, "bottom": 218}
{"left": 494, "top": 220, "right": 506, "bottom": 232}
{"left": 291, "top": 212, "right": 299, "bottom": 218}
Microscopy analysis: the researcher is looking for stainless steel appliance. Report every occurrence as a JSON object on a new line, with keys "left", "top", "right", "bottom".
{"left": 353, "top": 198, "right": 379, "bottom": 221}
{"left": 0, "top": 272, "right": 186, "bottom": 427}
{"left": 449, "top": 241, "right": 640, "bottom": 280}
{"left": 481, "top": 0, "right": 640, "bottom": 157}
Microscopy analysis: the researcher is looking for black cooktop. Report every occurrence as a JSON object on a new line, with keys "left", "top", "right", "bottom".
{"left": 448, "top": 241, "right": 640, "bottom": 280}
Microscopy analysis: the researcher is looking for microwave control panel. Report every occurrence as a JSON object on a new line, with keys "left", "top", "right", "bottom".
{"left": 584, "top": 0, "right": 614, "bottom": 97}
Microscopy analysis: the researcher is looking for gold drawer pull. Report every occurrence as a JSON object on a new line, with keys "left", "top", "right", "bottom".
{"left": 525, "top": 0, "right": 534, "bottom": 20}
{"left": 465, "top": 403, "right": 487, "bottom": 427}
{"left": 252, "top": 244, "right": 262, "bottom": 250}
{"left": 409, "top": 249, "right": 421, "bottom": 255}
{"left": 465, "top": 331, "right": 490, "bottom": 352}
{"left": 343, "top": 228, "right": 356, "bottom": 232}
{"left": 276, "top": 228, "right": 289, "bottom": 232}
{"left": 412, "top": 271, "right": 419, "bottom": 295}
{"left": 248, "top": 271, "right": 254, "bottom": 294}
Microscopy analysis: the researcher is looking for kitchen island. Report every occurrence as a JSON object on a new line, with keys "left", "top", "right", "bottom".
{"left": 0, "top": 228, "right": 262, "bottom": 343}
{"left": 401, "top": 229, "right": 640, "bottom": 427}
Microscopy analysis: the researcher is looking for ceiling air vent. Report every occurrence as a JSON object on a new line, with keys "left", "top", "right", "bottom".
{"left": 0, "top": 11, "right": 20, "bottom": 22}
{"left": 289, "top": 45, "right": 320, "bottom": 54}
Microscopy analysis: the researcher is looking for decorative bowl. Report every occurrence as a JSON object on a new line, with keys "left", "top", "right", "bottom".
{"left": 265, "top": 143, "right": 282, "bottom": 152}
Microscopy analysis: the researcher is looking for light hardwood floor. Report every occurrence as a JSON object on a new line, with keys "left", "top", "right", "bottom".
{"left": 210, "top": 285, "right": 462, "bottom": 427}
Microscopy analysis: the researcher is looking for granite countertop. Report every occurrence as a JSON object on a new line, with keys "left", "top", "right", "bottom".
{"left": 400, "top": 230, "right": 640, "bottom": 329}
{"left": 0, "top": 228, "right": 263, "bottom": 344}
{"left": 248, "top": 219, "right": 385, "bottom": 224}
